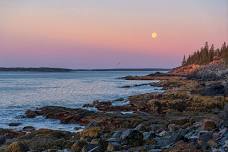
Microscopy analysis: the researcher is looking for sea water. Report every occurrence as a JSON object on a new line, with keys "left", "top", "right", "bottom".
{"left": 0, "top": 71, "right": 164, "bottom": 131}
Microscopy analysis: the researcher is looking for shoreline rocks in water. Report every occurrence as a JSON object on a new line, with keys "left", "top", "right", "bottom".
{"left": 1, "top": 64, "right": 228, "bottom": 151}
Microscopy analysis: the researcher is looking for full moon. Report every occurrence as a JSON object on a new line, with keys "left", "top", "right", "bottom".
{"left": 152, "top": 32, "right": 158, "bottom": 39}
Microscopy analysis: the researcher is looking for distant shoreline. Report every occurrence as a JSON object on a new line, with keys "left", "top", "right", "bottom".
{"left": 0, "top": 67, "right": 73, "bottom": 72}
{"left": 0, "top": 67, "right": 170, "bottom": 72}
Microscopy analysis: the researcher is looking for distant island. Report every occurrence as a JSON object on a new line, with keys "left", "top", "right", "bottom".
{"left": 0, "top": 67, "right": 73, "bottom": 72}
{"left": 0, "top": 67, "right": 170, "bottom": 72}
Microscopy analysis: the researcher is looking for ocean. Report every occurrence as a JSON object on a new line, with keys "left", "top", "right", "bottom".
{"left": 0, "top": 71, "right": 163, "bottom": 131}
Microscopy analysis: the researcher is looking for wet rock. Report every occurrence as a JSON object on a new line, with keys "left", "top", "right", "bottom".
{"left": 0, "top": 128, "right": 25, "bottom": 139}
{"left": 158, "top": 131, "right": 167, "bottom": 137}
{"left": 106, "top": 132, "right": 121, "bottom": 148}
{"left": 202, "top": 119, "right": 217, "bottom": 131}
{"left": 23, "top": 126, "right": 35, "bottom": 132}
{"left": 122, "top": 75, "right": 154, "bottom": 80}
{"left": 164, "top": 140, "right": 201, "bottom": 152}
{"left": 92, "top": 100, "right": 133, "bottom": 112}
{"left": 156, "top": 128, "right": 192, "bottom": 149}
{"left": 170, "top": 117, "right": 193, "bottom": 126}
{"left": 90, "top": 139, "right": 100, "bottom": 145}
{"left": 198, "top": 131, "right": 213, "bottom": 142}
{"left": 143, "top": 131, "right": 156, "bottom": 145}
{"left": 143, "top": 131, "right": 156, "bottom": 141}
{"left": 150, "top": 124, "right": 167, "bottom": 134}
{"left": 25, "top": 110, "right": 37, "bottom": 118}
{"left": 120, "top": 129, "right": 143, "bottom": 146}
{"left": 106, "top": 142, "right": 120, "bottom": 151}
{"left": 223, "top": 140, "right": 228, "bottom": 151}
{"left": 168, "top": 124, "right": 179, "bottom": 132}
{"left": 25, "top": 106, "right": 143, "bottom": 132}
{"left": 26, "top": 106, "right": 95, "bottom": 125}
{"left": 200, "top": 82, "right": 226, "bottom": 96}
{"left": 224, "top": 104, "right": 228, "bottom": 127}
{"left": 0, "top": 136, "right": 6, "bottom": 145}
{"left": 148, "top": 149, "right": 162, "bottom": 152}
{"left": 71, "top": 140, "right": 88, "bottom": 152}
{"left": 81, "top": 144, "right": 99, "bottom": 152}
{"left": 82, "top": 103, "right": 93, "bottom": 108}
{"left": 111, "top": 130, "right": 122, "bottom": 139}
{"left": 184, "top": 127, "right": 199, "bottom": 143}
{"left": 47, "top": 149, "right": 58, "bottom": 152}
{"left": 92, "top": 138, "right": 108, "bottom": 151}
{"left": 17, "top": 129, "right": 73, "bottom": 151}
{"left": 121, "top": 83, "right": 155, "bottom": 89}
{"left": 80, "top": 127, "right": 101, "bottom": 138}
{"left": 7, "top": 142, "right": 29, "bottom": 152}
{"left": 113, "top": 98, "right": 125, "bottom": 101}
{"left": 85, "top": 121, "right": 98, "bottom": 129}
{"left": 74, "top": 126, "right": 82, "bottom": 131}
{"left": 214, "top": 128, "right": 225, "bottom": 139}
{"left": 207, "top": 139, "right": 218, "bottom": 148}
{"left": 8, "top": 123, "right": 22, "bottom": 127}
{"left": 135, "top": 123, "right": 148, "bottom": 132}
{"left": 92, "top": 101, "right": 112, "bottom": 111}
{"left": 155, "top": 134, "right": 178, "bottom": 148}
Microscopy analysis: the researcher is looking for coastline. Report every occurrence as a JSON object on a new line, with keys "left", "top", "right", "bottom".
{"left": 0, "top": 67, "right": 170, "bottom": 73}
{"left": 0, "top": 67, "right": 73, "bottom": 72}
{"left": 0, "top": 71, "right": 227, "bottom": 151}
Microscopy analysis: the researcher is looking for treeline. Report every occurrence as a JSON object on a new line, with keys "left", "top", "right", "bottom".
{"left": 182, "top": 42, "right": 228, "bottom": 66}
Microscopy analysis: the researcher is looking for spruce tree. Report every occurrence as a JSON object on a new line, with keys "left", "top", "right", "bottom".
{"left": 183, "top": 42, "right": 228, "bottom": 66}
{"left": 182, "top": 55, "right": 186, "bottom": 66}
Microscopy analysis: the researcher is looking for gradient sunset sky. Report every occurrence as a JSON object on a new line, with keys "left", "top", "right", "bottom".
{"left": 0, "top": 0, "right": 228, "bottom": 68}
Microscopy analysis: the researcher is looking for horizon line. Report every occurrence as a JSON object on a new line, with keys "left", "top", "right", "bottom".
{"left": 0, "top": 67, "right": 171, "bottom": 72}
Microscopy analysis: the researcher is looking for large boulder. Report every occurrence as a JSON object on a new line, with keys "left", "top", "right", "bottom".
{"left": 224, "top": 104, "right": 228, "bottom": 127}
{"left": 0, "top": 136, "right": 6, "bottom": 145}
{"left": 198, "top": 131, "right": 213, "bottom": 142}
{"left": 120, "top": 129, "right": 144, "bottom": 146}
{"left": 164, "top": 140, "right": 201, "bottom": 152}
{"left": 106, "top": 142, "right": 120, "bottom": 151}
{"left": 22, "top": 126, "right": 35, "bottom": 132}
{"left": 14, "top": 129, "right": 73, "bottom": 151}
{"left": 143, "top": 131, "right": 156, "bottom": 144}
{"left": 25, "top": 110, "right": 37, "bottom": 118}
{"left": 199, "top": 81, "right": 227, "bottom": 96}
{"left": 0, "top": 129, "right": 24, "bottom": 139}
{"left": 25, "top": 106, "right": 95, "bottom": 124}
{"left": 71, "top": 140, "right": 88, "bottom": 152}
{"left": 80, "top": 127, "right": 101, "bottom": 139}
{"left": 6, "top": 142, "right": 29, "bottom": 152}
{"left": 202, "top": 119, "right": 217, "bottom": 131}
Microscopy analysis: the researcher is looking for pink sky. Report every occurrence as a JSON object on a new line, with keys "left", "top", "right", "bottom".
{"left": 0, "top": 0, "right": 228, "bottom": 68}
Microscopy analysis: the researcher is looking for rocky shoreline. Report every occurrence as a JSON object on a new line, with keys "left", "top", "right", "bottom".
{"left": 0, "top": 71, "right": 228, "bottom": 152}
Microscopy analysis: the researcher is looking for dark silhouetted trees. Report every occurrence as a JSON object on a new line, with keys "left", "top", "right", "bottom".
{"left": 182, "top": 42, "right": 228, "bottom": 66}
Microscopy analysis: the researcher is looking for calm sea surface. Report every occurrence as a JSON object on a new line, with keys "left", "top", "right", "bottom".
{"left": 0, "top": 71, "right": 163, "bottom": 131}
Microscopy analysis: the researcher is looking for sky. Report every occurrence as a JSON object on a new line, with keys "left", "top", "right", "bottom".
{"left": 0, "top": 0, "right": 228, "bottom": 69}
